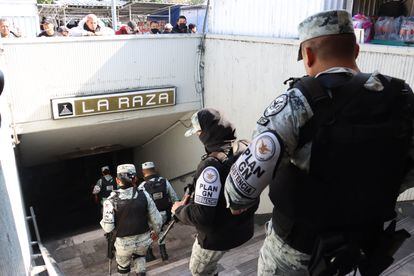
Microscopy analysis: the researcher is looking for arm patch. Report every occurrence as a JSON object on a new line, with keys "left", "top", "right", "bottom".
{"left": 228, "top": 130, "right": 283, "bottom": 199}
{"left": 194, "top": 166, "right": 221, "bottom": 207}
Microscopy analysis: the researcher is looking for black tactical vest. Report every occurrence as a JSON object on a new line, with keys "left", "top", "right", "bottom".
{"left": 196, "top": 140, "right": 260, "bottom": 251}
{"left": 270, "top": 73, "right": 414, "bottom": 254}
{"left": 144, "top": 177, "right": 171, "bottom": 212}
{"left": 99, "top": 176, "right": 117, "bottom": 199}
{"left": 114, "top": 188, "right": 150, "bottom": 237}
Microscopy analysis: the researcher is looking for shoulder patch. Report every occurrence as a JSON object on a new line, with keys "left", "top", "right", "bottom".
{"left": 264, "top": 94, "right": 288, "bottom": 117}
{"left": 257, "top": 116, "right": 270, "bottom": 126}
{"left": 194, "top": 166, "right": 221, "bottom": 207}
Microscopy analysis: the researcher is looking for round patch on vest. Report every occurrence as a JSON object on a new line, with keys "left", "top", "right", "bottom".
{"left": 203, "top": 167, "right": 218, "bottom": 183}
{"left": 254, "top": 134, "right": 276, "bottom": 161}
{"left": 264, "top": 94, "right": 288, "bottom": 117}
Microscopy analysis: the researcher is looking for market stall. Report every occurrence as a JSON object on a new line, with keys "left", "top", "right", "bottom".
{"left": 352, "top": 0, "right": 414, "bottom": 46}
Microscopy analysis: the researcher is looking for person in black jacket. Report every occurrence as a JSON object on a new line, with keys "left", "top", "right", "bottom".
{"left": 172, "top": 108, "right": 258, "bottom": 276}
{"left": 172, "top": 15, "right": 190, "bottom": 33}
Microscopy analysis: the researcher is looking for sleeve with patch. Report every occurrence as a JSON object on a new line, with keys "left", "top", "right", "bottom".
{"left": 99, "top": 199, "right": 115, "bottom": 233}
{"left": 194, "top": 166, "right": 222, "bottom": 207}
{"left": 224, "top": 130, "right": 283, "bottom": 209}
{"left": 92, "top": 179, "right": 102, "bottom": 194}
{"left": 256, "top": 88, "right": 313, "bottom": 156}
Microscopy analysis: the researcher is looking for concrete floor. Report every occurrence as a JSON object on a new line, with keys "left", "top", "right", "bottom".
{"left": 45, "top": 209, "right": 414, "bottom": 276}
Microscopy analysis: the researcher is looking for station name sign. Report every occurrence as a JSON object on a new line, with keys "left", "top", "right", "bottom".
{"left": 51, "top": 87, "right": 176, "bottom": 120}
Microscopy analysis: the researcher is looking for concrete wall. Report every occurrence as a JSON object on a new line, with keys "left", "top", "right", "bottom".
{"left": 0, "top": 113, "right": 31, "bottom": 275}
{"left": 0, "top": 35, "right": 202, "bottom": 134}
{"left": 134, "top": 112, "right": 205, "bottom": 197}
{"left": 203, "top": 34, "right": 414, "bottom": 213}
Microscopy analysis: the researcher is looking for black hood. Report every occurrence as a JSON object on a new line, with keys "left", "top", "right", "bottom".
{"left": 197, "top": 108, "right": 236, "bottom": 153}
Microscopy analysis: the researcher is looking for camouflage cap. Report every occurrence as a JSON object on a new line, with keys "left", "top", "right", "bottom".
{"left": 117, "top": 164, "right": 136, "bottom": 175}
{"left": 297, "top": 10, "right": 354, "bottom": 60}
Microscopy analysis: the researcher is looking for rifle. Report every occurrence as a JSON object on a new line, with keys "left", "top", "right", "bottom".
{"left": 105, "top": 231, "right": 116, "bottom": 275}
{"left": 158, "top": 184, "right": 193, "bottom": 244}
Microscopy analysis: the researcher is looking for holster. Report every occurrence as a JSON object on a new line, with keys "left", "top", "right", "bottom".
{"left": 359, "top": 221, "right": 411, "bottom": 276}
{"left": 308, "top": 234, "right": 362, "bottom": 276}
{"left": 308, "top": 221, "right": 411, "bottom": 276}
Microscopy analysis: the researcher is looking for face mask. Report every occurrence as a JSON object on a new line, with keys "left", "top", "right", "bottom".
{"left": 151, "top": 28, "right": 159, "bottom": 34}
{"left": 179, "top": 23, "right": 187, "bottom": 29}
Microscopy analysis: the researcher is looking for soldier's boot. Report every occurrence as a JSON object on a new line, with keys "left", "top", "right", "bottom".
{"left": 145, "top": 246, "right": 156, "bottom": 262}
{"left": 159, "top": 244, "right": 169, "bottom": 261}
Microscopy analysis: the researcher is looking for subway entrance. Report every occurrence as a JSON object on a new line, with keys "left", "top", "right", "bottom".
{"left": 19, "top": 149, "right": 133, "bottom": 241}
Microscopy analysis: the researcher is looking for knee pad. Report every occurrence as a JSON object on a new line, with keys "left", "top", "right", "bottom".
{"left": 117, "top": 264, "right": 131, "bottom": 274}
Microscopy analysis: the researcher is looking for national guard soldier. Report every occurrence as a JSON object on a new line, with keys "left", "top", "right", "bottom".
{"left": 100, "top": 164, "right": 163, "bottom": 276}
{"left": 224, "top": 10, "right": 414, "bottom": 276}
{"left": 92, "top": 166, "right": 117, "bottom": 206}
{"left": 172, "top": 108, "right": 258, "bottom": 276}
{"left": 139, "top": 161, "right": 179, "bottom": 261}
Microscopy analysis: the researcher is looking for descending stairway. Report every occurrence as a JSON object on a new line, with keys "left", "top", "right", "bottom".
{"left": 44, "top": 211, "right": 414, "bottom": 276}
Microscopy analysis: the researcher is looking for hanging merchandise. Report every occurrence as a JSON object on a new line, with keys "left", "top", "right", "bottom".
{"left": 374, "top": 16, "right": 403, "bottom": 41}
{"left": 399, "top": 16, "right": 414, "bottom": 42}
{"left": 352, "top": 13, "right": 373, "bottom": 42}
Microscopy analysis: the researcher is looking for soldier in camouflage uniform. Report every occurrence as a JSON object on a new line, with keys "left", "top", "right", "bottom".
{"left": 101, "top": 164, "right": 163, "bottom": 276}
{"left": 139, "top": 161, "right": 180, "bottom": 261}
{"left": 224, "top": 10, "right": 414, "bottom": 276}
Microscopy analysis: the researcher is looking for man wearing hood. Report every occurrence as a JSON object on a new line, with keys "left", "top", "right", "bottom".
{"left": 101, "top": 164, "right": 162, "bottom": 276}
{"left": 69, "top": 14, "right": 114, "bottom": 37}
{"left": 172, "top": 108, "right": 259, "bottom": 276}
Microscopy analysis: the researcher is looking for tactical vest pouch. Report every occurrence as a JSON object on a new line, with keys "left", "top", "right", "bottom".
{"left": 144, "top": 178, "right": 171, "bottom": 212}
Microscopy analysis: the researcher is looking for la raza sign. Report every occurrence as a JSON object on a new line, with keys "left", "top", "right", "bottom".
{"left": 51, "top": 87, "right": 176, "bottom": 120}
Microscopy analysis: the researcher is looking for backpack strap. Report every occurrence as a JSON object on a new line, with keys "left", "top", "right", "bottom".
{"left": 208, "top": 152, "right": 229, "bottom": 163}
{"left": 294, "top": 76, "right": 333, "bottom": 148}
{"left": 296, "top": 73, "right": 371, "bottom": 148}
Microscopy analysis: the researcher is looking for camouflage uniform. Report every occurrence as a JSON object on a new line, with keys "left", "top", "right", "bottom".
{"left": 138, "top": 177, "right": 179, "bottom": 245}
{"left": 92, "top": 174, "right": 116, "bottom": 205}
{"left": 189, "top": 239, "right": 227, "bottom": 276}
{"left": 258, "top": 220, "right": 310, "bottom": 275}
{"left": 224, "top": 10, "right": 414, "bottom": 276}
{"left": 101, "top": 186, "right": 162, "bottom": 274}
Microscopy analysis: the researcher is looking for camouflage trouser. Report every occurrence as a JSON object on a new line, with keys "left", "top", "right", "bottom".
{"left": 158, "top": 211, "right": 169, "bottom": 245}
{"left": 114, "top": 233, "right": 152, "bottom": 274}
{"left": 189, "top": 239, "right": 227, "bottom": 276}
{"left": 258, "top": 219, "right": 310, "bottom": 276}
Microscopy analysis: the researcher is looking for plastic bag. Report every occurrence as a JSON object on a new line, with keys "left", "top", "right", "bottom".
{"left": 374, "top": 16, "right": 402, "bottom": 41}
{"left": 353, "top": 13, "right": 373, "bottom": 42}
{"left": 399, "top": 17, "right": 414, "bottom": 42}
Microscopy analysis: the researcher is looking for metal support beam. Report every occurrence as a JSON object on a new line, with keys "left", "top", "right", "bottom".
{"left": 112, "top": 0, "right": 118, "bottom": 30}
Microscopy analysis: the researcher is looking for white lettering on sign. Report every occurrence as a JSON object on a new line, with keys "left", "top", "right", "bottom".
{"left": 51, "top": 87, "right": 176, "bottom": 120}
{"left": 146, "top": 94, "right": 156, "bottom": 105}
{"left": 159, "top": 93, "right": 169, "bottom": 104}
{"left": 194, "top": 166, "right": 221, "bottom": 207}
{"left": 82, "top": 102, "right": 94, "bottom": 113}
{"left": 119, "top": 97, "right": 129, "bottom": 109}
{"left": 132, "top": 95, "right": 143, "bottom": 106}
{"left": 97, "top": 99, "right": 109, "bottom": 112}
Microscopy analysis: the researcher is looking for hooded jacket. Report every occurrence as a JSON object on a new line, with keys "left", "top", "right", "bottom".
{"left": 68, "top": 16, "right": 114, "bottom": 37}
{"left": 175, "top": 108, "right": 258, "bottom": 250}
